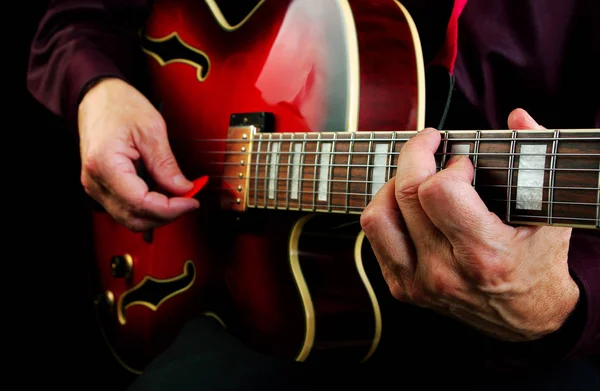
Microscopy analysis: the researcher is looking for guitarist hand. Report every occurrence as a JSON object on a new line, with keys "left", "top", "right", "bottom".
{"left": 360, "top": 108, "right": 579, "bottom": 342}
{"left": 77, "top": 77, "right": 200, "bottom": 232}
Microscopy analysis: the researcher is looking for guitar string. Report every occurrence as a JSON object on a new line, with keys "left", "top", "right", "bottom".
{"left": 203, "top": 186, "right": 600, "bottom": 207}
{"left": 210, "top": 161, "right": 599, "bottom": 172}
{"left": 176, "top": 135, "right": 600, "bottom": 143}
{"left": 205, "top": 178, "right": 600, "bottom": 191}
{"left": 197, "top": 150, "right": 600, "bottom": 157}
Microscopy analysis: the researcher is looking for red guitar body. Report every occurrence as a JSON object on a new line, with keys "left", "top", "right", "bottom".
{"left": 91, "top": 0, "right": 426, "bottom": 372}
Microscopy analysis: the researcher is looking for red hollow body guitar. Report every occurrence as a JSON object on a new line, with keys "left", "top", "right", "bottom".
{"left": 91, "top": 0, "right": 600, "bottom": 374}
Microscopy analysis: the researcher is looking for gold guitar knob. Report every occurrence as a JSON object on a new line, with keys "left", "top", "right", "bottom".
{"left": 110, "top": 254, "right": 133, "bottom": 279}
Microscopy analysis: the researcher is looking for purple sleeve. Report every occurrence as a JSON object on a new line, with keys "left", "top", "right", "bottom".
{"left": 566, "top": 230, "right": 600, "bottom": 358}
{"left": 26, "top": 0, "right": 152, "bottom": 126}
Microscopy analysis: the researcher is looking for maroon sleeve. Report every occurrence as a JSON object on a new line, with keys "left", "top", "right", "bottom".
{"left": 26, "top": 0, "right": 152, "bottom": 127}
{"left": 566, "top": 229, "right": 600, "bottom": 358}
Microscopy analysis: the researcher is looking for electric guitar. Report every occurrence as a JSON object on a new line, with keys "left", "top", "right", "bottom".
{"left": 92, "top": 0, "right": 600, "bottom": 373}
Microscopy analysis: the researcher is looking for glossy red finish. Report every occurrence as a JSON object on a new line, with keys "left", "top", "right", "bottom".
{"left": 91, "top": 208, "right": 220, "bottom": 373}
{"left": 91, "top": 0, "right": 422, "bottom": 370}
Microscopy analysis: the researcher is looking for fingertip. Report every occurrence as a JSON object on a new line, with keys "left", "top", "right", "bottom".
{"left": 507, "top": 108, "right": 544, "bottom": 130}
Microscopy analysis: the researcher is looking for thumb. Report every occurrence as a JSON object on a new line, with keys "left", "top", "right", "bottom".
{"left": 507, "top": 108, "right": 546, "bottom": 130}
{"left": 137, "top": 119, "right": 194, "bottom": 195}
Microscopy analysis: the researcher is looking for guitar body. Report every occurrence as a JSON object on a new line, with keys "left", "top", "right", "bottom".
{"left": 91, "top": 206, "right": 225, "bottom": 373}
{"left": 91, "top": 0, "right": 426, "bottom": 370}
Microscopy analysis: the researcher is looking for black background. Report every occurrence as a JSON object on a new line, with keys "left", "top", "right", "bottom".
{"left": 14, "top": 2, "right": 134, "bottom": 389}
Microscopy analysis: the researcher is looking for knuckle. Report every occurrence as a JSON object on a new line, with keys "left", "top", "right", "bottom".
{"left": 360, "top": 205, "right": 380, "bottom": 233}
{"left": 394, "top": 182, "right": 420, "bottom": 204}
{"left": 82, "top": 154, "right": 102, "bottom": 178}
{"left": 466, "top": 252, "right": 514, "bottom": 291}
{"left": 423, "top": 265, "right": 454, "bottom": 298}
{"left": 153, "top": 152, "right": 177, "bottom": 171}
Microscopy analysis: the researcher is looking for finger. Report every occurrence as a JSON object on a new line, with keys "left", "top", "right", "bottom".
{"left": 82, "top": 171, "right": 169, "bottom": 231}
{"left": 98, "top": 152, "right": 199, "bottom": 221}
{"left": 134, "top": 115, "right": 195, "bottom": 195}
{"left": 507, "top": 108, "right": 545, "bottom": 130}
{"left": 418, "top": 154, "right": 512, "bottom": 248}
{"left": 361, "top": 177, "right": 416, "bottom": 300}
{"left": 395, "top": 128, "right": 443, "bottom": 256}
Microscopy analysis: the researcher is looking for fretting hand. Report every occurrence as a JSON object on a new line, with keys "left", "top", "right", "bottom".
{"left": 77, "top": 78, "right": 199, "bottom": 232}
{"left": 360, "top": 108, "right": 579, "bottom": 342}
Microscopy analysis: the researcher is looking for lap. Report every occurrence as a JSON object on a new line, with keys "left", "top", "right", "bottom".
{"left": 126, "top": 314, "right": 599, "bottom": 391}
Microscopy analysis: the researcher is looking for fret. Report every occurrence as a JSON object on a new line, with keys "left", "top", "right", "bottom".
{"left": 253, "top": 135, "right": 262, "bottom": 207}
{"left": 317, "top": 139, "right": 332, "bottom": 204}
{"left": 388, "top": 131, "right": 397, "bottom": 181}
{"left": 267, "top": 135, "right": 281, "bottom": 206}
{"left": 346, "top": 132, "right": 355, "bottom": 213}
{"left": 510, "top": 131, "right": 555, "bottom": 225}
{"left": 263, "top": 133, "right": 271, "bottom": 208}
{"left": 473, "top": 131, "right": 513, "bottom": 222}
{"left": 348, "top": 132, "right": 370, "bottom": 213}
{"left": 441, "top": 130, "right": 449, "bottom": 168}
{"left": 549, "top": 130, "right": 599, "bottom": 228}
{"left": 285, "top": 133, "right": 294, "bottom": 210}
{"left": 472, "top": 130, "right": 481, "bottom": 187}
{"left": 365, "top": 133, "right": 374, "bottom": 207}
{"left": 596, "top": 159, "right": 600, "bottom": 228}
{"left": 371, "top": 140, "right": 389, "bottom": 199}
{"left": 547, "top": 130, "right": 560, "bottom": 224}
{"left": 312, "top": 133, "right": 321, "bottom": 211}
{"left": 299, "top": 133, "right": 308, "bottom": 210}
{"left": 290, "top": 140, "right": 302, "bottom": 204}
{"left": 327, "top": 133, "right": 337, "bottom": 212}
{"left": 506, "top": 131, "right": 517, "bottom": 222}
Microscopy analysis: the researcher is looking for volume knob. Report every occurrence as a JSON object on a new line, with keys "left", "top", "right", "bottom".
{"left": 110, "top": 254, "right": 133, "bottom": 279}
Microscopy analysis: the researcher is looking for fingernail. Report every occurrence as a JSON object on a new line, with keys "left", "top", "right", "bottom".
{"left": 446, "top": 154, "right": 469, "bottom": 167}
{"left": 182, "top": 176, "right": 209, "bottom": 199}
{"left": 419, "top": 127, "right": 437, "bottom": 135}
{"left": 174, "top": 174, "right": 192, "bottom": 188}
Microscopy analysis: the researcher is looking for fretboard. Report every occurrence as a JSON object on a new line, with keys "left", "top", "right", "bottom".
{"left": 223, "top": 128, "right": 600, "bottom": 229}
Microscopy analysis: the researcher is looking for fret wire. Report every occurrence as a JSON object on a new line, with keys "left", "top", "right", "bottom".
{"left": 220, "top": 175, "right": 600, "bottom": 190}
{"left": 366, "top": 133, "right": 375, "bottom": 208}
{"left": 346, "top": 133, "right": 355, "bottom": 214}
{"left": 548, "top": 130, "right": 559, "bottom": 224}
{"left": 313, "top": 133, "right": 321, "bottom": 212}
{"left": 441, "top": 130, "right": 449, "bottom": 168}
{"left": 389, "top": 131, "right": 398, "bottom": 181}
{"left": 275, "top": 133, "right": 283, "bottom": 210}
{"left": 253, "top": 136, "right": 262, "bottom": 207}
{"left": 597, "top": 160, "right": 600, "bottom": 228}
{"left": 285, "top": 134, "right": 293, "bottom": 210}
{"left": 264, "top": 133, "right": 271, "bottom": 208}
{"left": 328, "top": 133, "right": 337, "bottom": 213}
{"left": 507, "top": 131, "right": 516, "bottom": 222}
{"left": 472, "top": 130, "right": 480, "bottom": 187}
{"left": 299, "top": 134, "right": 307, "bottom": 210}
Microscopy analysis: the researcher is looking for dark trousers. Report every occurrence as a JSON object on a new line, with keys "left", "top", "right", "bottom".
{"left": 127, "top": 314, "right": 599, "bottom": 391}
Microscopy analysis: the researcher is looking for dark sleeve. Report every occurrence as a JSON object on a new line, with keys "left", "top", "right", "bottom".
{"left": 26, "top": 0, "right": 153, "bottom": 126}
{"left": 564, "top": 229, "right": 600, "bottom": 358}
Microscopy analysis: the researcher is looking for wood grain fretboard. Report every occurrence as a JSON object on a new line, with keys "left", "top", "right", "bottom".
{"left": 223, "top": 128, "right": 600, "bottom": 229}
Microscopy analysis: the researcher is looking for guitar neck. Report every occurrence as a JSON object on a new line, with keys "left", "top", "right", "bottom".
{"left": 223, "top": 128, "right": 600, "bottom": 229}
